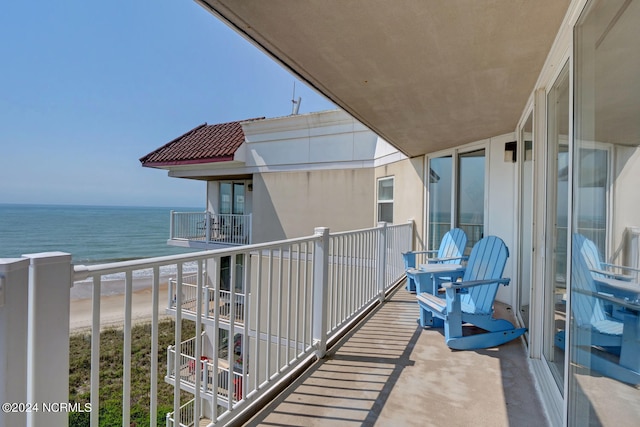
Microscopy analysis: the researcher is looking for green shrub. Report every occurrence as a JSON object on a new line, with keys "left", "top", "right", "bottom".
{"left": 69, "top": 320, "right": 195, "bottom": 426}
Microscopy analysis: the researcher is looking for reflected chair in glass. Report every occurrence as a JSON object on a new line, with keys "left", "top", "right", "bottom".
{"left": 555, "top": 234, "right": 640, "bottom": 385}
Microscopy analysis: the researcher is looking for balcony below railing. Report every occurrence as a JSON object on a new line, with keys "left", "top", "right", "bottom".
{"left": 166, "top": 398, "right": 198, "bottom": 427}
{"left": 168, "top": 275, "right": 246, "bottom": 325}
{"left": 166, "top": 338, "right": 244, "bottom": 404}
{"left": 170, "top": 211, "right": 252, "bottom": 246}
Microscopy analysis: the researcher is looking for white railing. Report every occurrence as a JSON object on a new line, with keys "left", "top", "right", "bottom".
{"left": 166, "top": 398, "right": 197, "bottom": 427}
{"left": 170, "top": 211, "right": 252, "bottom": 246}
{"left": 168, "top": 279, "right": 247, "bottom": 325}
{"left": 0, "top": 222, "right": 412, "bottom": 427}
{"left": 323, "top": 223, "right": 411, "bottom": 337}
{"left": 166, "top": 345, "right": 243, "bottom": 403}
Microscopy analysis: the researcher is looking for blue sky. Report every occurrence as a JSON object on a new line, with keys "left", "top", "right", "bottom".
{"left": 0, "top": 1, "right": 335, "bottom": 208}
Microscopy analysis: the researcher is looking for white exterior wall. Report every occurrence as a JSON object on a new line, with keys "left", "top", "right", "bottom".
{"left": 242, "top": 110, "right": 381, "bottom": 170}
{"left": 252, "top": 168, "right": 375, "bottom": 242}
{"left": 485, "top": 133, "right": 518, "bottom": 305}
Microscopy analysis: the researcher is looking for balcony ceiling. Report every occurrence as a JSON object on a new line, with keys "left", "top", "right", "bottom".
{"left": 199, "top": 0, "right": 570, "bottom": 157}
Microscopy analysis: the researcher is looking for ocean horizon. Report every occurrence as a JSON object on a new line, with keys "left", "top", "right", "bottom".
{"left": 0, "top": 203, "right": 203, "bottom": 264}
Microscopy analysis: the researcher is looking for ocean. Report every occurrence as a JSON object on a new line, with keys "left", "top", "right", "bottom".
{"left": 0, "top": 203, "right": 201, "bottom": 263}
{"left": 0, "top": 204, "right": 205, "bottom": 298}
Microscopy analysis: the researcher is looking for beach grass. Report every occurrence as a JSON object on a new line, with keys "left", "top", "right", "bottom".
{"left": 69, "top": 319, "right": 195, "bottom": 427}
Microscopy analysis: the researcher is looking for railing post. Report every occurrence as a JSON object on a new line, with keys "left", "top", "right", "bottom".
{"left": 248, "top": 213, "right": 253, "bottom": 244}
{"left": 205, "top": 211, "right": 211, "bottom": 242}
{"left": 377, "top": 222, "right": 388, "bottom": 302}
{"left": 407, "top": 219, "right": 415, "bottom": 251}
{"left": 23, "top": 251, "right": 72, "bottom": 427}
{"left": 313, "top": 227, "right": 330, "bottom": 358}
{"left": 0, "top": 258, "right": 30, "bottom": 427}
{"left": 169, "top": 210, "right": 175, "bottom": 240}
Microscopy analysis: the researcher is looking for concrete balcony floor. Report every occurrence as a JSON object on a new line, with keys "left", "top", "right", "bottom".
{"left": 247, "top": 284, "right": 546, "bottom": 427}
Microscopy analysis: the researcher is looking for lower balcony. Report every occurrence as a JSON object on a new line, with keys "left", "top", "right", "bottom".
{"left": 168, "top": 274, "right": 246, "bottom": 326}
{"left": 169, "top": 211, "right": 252, "bottom": 248}
{"left": 165, "top": 398, "right": 211, "bottom": 427}
{"left": 166, "top": 335, "right": 244, "bottom": 406}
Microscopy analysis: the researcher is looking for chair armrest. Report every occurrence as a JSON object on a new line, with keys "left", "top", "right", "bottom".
{"left": 590, "top": 268, "right": 634, "bottom": 281}
{"left": 601, "top": 262, "right": 640, "bottom": 272}
{"left": 575, "top": 288, "right": 640, "bottom": 312}
{"left": 426, "top": 256, "right": 469, "bottom": 263}
{"left": 600, "top": 263, "right": 640, "bottom": 278}
{"left": 442, "top": 278, "right": 511, "bottom": 289}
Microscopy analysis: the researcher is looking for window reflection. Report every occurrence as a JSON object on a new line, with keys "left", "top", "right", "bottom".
{"left": 457, "top": 150, "right": 485, "bottom": 253}
{"left": 570, "top": 0, "right": 640, "bottom": 424}
{"left": 428, "top": 156, "right": 452, "bottom": 249}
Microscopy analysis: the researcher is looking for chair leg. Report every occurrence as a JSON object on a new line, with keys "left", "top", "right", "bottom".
{"left": 406, "top": 276, "right": 416, "bottom": 293}
{"left": 446, "top": 328, "right": 526, "bottom": 350}
{"left": 419, "top": 307, "right": 443, "bottom": 328}
{"left": 445, "top": 314, "right": 526, "bottom": 350}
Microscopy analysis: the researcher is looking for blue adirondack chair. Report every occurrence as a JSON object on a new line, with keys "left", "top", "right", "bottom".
{"left": 554, "top": 234, "right": 640, "bottom": 385}
{"left": 416, "top": 236, "right": 526, "bottom": 350}
{"left": 574, "top": 233, "right": 640, "bottom": 297}
{"left": 403, "top": 228, "right": 467, "bottom": 293}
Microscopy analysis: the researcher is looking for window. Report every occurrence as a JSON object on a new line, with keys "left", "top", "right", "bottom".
{"left": 220, "top": 254, "right": 245, "bottom": 292}
{"left": 457, "top": 149, "right": 485, "bottom": 252}
{"left": 220, "top": 182, "right": 245, "bottom": 215}
{"left": 377, "top": 177, "right": 394, "bottom": 223}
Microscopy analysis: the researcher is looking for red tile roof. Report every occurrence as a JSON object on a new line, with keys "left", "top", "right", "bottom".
{"left": 140, "top": 118, "right": 263, "bottom": 167}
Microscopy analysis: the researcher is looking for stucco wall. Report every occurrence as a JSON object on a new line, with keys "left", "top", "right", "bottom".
{"left": 374, "top": 157, "right": 425, "bottom": 251}
{"left": 251, "top": 168, "right": 375, "bottom": 242}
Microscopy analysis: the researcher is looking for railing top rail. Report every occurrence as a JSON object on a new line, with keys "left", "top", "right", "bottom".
{"left": 329, "top": 222, "right": 411, "bottom": 238}
{"left": 73, "top": 233, "right": 321, "bottom": 281}
{"left": 330, "top": 224, "right": 386, "bottom": 238}
{"left": 168, "top": 331, "right": 205, "bottom": 348}
{"left": 386, "top": 222, "right": 412, "bottom": 230}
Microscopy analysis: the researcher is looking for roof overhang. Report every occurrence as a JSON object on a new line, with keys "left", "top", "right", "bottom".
{"left": 142, "top": 156, "right": 236, "bottom": 169}
{"left": 197, "top": 0, "right": 571, "bottom": 157}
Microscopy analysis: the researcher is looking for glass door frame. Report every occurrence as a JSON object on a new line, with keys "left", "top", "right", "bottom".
{"left": 516, "top": 106, "right": 535, "bottom": 334}
{"left": 424, "top": 141, "right": 489, "bottom": 254}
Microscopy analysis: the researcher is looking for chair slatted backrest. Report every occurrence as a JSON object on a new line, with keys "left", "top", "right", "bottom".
{"left": 576, "top": 233, "right": 605, "bottom": 277}
{"left": 460, "top": 236, "right": 509, "bottom": 315}
{"left": 572, "top": 233, "right": 608, "bottom": 328}
{"left": 438, "top": 228, "right": 468, "bottom": 264}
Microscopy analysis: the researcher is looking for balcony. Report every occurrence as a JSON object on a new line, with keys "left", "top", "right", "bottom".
{"left": 166, "top": 334, "right": 243, "bottom": 405}
{"left": 168, "top": 273, "right": 246, "bottom": 326}
{"left": 0, "top": 222, "right": 557, "bottom": 427}
{"left": 166, "top": 398, "right": 203, "bottom": 427}
{"left": 169, "top": 211, "right": 252, "bottom": 248}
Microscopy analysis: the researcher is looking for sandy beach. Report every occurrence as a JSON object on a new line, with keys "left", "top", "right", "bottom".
{"left": 69, "top": 279, "right": 172, "bottom": 333}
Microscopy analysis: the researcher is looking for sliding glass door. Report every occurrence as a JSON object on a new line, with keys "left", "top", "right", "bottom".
{"left": 427, "top": 149, "right": 485, "bottom": 254}
{"left": 457, "top": 150, "right": 485, "bottom": 253}
{"left": 428, "top": 156, "right": 452, "bottom": 250}
{"left": 543, "top": 61, "right": 570, "bottom": 393}
{"left": 518, "top": 112, "right": 534, "bottom": 330}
